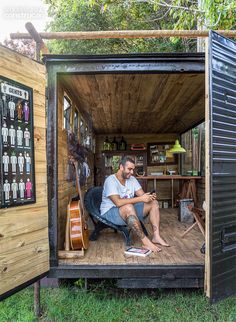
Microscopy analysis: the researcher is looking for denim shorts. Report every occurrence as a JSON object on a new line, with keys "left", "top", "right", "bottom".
{"left": 102, "top": 202, "right": 145, "bottom": 226}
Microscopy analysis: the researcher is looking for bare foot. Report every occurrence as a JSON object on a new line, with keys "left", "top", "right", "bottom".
{"left": 141, "top": 236, "right": 161, "bottom": 253}
{"left": 152, "top": 236, "right": 170, "bottom": 247}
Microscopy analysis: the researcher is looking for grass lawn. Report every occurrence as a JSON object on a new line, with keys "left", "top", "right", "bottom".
{"left": 0, "top": 280, "right": 236, "bottom": 322}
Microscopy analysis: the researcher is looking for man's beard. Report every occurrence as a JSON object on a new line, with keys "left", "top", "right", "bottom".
{"left": 122, "top": 171, "right": 130, "bottom": 179}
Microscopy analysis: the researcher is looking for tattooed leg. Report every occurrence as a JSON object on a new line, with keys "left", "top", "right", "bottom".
{"left": 143, "top": 200, "right": 170, "bottom": 247}
{"left": 119, "top": 204, "right": 161, "bottom": 252}
{"left": 126, "top": 215, "right": 145, "bottom": 239}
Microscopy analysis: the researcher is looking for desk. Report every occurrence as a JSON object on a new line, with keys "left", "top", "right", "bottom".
{"left": 136, "top": 175, "right": 202, "bottom": 207}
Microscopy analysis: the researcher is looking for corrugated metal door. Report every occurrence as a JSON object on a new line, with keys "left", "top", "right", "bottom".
{"left": 206, "top": 31, "right": 236, "bottom": 302}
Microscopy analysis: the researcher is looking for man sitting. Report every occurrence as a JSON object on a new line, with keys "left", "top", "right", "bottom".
{"left": 100, "top": 156, "right": 169, "bottom": 253}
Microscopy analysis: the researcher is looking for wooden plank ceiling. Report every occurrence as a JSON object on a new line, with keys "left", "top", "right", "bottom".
{"left": 61, "top": 73, "right": 205, "bottom": 134}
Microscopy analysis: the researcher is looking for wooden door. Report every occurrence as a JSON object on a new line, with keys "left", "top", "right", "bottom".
{"left": 0, "top": 45, "right": 49, "bottom": 300}
{"left": 205, "top": 31, "right": 236, "bottom": 303}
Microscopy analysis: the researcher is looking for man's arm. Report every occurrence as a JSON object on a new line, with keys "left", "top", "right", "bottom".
{"left": 136, "top": 187, "right": 157, "bottom": 199}
{"left": 135, "top": 188, "right": 145, "bottom": 197}
{"left": 109, "top": 193, "right": 155, "bottom": 208}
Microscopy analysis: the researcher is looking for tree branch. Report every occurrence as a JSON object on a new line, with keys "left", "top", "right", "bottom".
{"left": 154, "top": 0, "right": 204, "bottom": 13}
{"left": 140, "top": 8, "right": 171, "bottom": 22}
{"left": 135, "top": 0, "right": 204, "bottom": 13}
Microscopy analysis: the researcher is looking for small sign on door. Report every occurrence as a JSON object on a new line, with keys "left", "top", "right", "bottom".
{"left": 0, "top": 76, "right": 36, "bottom": 208}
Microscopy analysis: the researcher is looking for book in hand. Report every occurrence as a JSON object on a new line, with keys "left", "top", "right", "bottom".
{"left": 124, "top": 247, "right": 152, "bottom": 257}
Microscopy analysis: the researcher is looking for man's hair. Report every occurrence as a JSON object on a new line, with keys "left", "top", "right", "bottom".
{"left": 119, "top": 156, "right": 135, "bottom": 168}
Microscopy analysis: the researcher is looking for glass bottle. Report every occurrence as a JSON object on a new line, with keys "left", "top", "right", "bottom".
{"left": 103, "top": 136, "right": 109, "bottom": 151}
{"left": 119, "top": 136, "right": 127, "bottom": 151}
{"left": 111, "top": 137, "right": 118, "bottom": 151}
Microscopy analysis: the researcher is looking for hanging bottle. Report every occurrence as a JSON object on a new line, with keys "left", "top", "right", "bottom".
{"left": 119, "top": 136, "right": 127, "bottom": 151}
{"left": 112, "top": 137, "right": 118, "bottom": 150}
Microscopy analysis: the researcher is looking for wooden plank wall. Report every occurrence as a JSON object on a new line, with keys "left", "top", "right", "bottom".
{"left": 0, "top": 46, "right": 49, "bottom": 296}
{"left": 57, "top": 81, "right": 94, "bottom": 250}
{"left": 57, "top": 83, "right": 73, "bottom": 250}
{"left": 197, "top": 177, "right": 205, "bottom": 208}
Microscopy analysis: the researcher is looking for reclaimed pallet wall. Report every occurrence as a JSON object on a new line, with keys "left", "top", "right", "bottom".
{"left": 197, "top": 177, "right": 205, "bottom": 208}
{"left": 0, "top": 46, "right": 49, "bottom": 296}
{"left": 57, "top": 83, "right": 73, "bottom": 250}
{"left": 57, "top": 81, "right": 94, "bottom": 250}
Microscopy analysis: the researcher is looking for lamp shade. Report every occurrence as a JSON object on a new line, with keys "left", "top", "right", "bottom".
{"left": 169, "top": 140, "right": 186, "bottom": 154}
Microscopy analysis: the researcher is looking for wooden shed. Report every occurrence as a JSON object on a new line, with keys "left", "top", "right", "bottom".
{"left": 0, "top": 31, "right": 236, "bottom": 304}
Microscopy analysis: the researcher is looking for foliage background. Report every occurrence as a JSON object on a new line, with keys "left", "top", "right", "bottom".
{"left": 44, "top": 0, "right": 236, "bottom": 55}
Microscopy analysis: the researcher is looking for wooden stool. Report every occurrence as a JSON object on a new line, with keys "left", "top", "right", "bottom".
{"left": 180, "top": 179, "right": 198, "bottom": 205}
{"left": 181, "top": 205, "right": 205, "bottom": 238}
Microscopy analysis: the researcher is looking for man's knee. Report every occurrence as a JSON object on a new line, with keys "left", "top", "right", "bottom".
{"left": 119, "top": 204, "right": 135, "bottom": 215}
{"left": 151, "top": 199, "right": 159, "bottom": 209}
{"left": 144, "top": 199, "right": 159, "bottom": 216}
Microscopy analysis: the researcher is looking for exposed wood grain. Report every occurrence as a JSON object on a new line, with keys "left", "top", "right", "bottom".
{"left": 0, "top": 45, "right": 49, "bottom": 296}
{"left": 10, "top": 30, "right": 236, "bottom": 40}
{"left": 61, "top": 73, "right": 205, "bottom": 135}
{"left": 1, "top": 251, "right": 48, "bottom": 295}
{"left": 59, "top": 209, "right": 204, "bottom": 266}
{"left": 58, "top": 250, "right": 84, "bottom": 259}
{"left": 25, "top": 22, "right": 49, "bottom": 56}
{"left": 57, "top": 81, "right": 95, "bottom": 250}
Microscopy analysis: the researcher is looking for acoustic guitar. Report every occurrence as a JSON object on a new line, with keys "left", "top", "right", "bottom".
{"left": 68, "top": 160, "right": 89, "bottom": 250}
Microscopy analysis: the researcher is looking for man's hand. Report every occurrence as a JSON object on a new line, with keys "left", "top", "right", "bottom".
{"left": 109, "top": 192, "right": 156, "bottom": 207}
{"left": 140, "top": 193, "right": 156, "bottom": 203}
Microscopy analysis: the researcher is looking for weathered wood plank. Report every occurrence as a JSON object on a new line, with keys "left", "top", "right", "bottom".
{"left": 0, "top": 45, "right": 49, "bottom": 296}
{"left": 61, "top": 73, "right": 204, "bottom": 134}
{"left": 59, "top": 209, "right": 204, "bottom": 266}
{"left": 10, "top": 29, "right": 236, "bottom": 40}
{"left": 1, "top": 251, "right": 49, "bottom": 294}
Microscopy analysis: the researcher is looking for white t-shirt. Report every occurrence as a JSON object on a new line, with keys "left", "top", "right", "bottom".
{"left": 100, "top": 174, "right": 141, "bottom": 216}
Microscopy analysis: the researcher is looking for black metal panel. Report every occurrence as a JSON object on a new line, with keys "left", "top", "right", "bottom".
{"left": 43, "top": 52, "right": 205, "bottom": 62}
{"left": 49, "top": 264, "right": 204, "bottom": 280}
{"left": 43, "top": 53, "right": 205, "bottom": 74}
{"left": 209, "top": 31, "right": 236, "bottom": 302}
{"left": 47, "top": 65, "right": 58, "bottom": 267}
{"left": 117, "top": 277, "right": 203, "bottom": 289}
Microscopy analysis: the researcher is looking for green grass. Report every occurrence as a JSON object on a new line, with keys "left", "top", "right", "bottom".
{"left": 1, "top": 280, "right": 236, "bottom": 322}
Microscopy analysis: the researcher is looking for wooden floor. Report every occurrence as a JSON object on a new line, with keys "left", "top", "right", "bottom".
{"left": 59, "top": 209, "right": 205, "bottom": 266}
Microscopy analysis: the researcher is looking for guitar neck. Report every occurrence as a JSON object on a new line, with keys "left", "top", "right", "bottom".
{"left": 74, "top": 164, "right": 84, "bottom": 210}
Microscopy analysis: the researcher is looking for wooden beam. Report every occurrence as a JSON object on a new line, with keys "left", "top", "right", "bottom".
{"left": 10, "top": 29, "right": 236, "bottom": 40}
{"left": 58, "top": 250, "right": 85, "bottom": 259}
{"left": 25, "top": 22, "right": 49, "bottom": 55}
